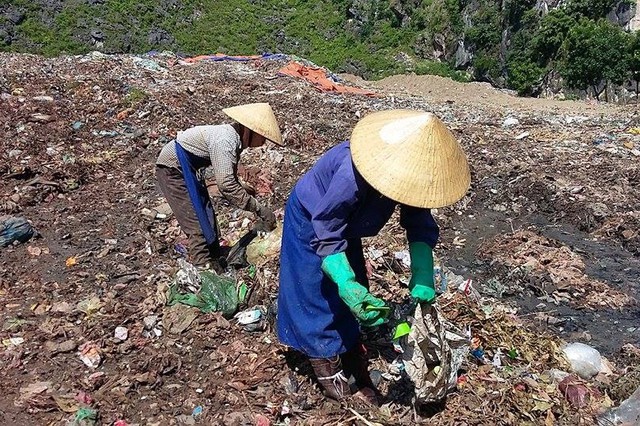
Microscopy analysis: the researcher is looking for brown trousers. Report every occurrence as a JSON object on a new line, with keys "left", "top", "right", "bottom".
{"left": 156, "top": 165, "right": 220, "bottom": 266}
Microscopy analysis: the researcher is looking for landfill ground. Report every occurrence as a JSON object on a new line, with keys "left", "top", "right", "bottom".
{"left": 1, "top": 52, "right": 639, "bottom": 426}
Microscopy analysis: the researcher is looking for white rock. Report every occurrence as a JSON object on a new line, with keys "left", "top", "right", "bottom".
{"left": 33, "top": 95, "right": 54, "bottom": 102}
{"left": 143, "top": 315, "right": 158, "bottom": 329}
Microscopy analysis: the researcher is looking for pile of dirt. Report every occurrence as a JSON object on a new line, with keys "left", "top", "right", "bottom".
{"left": 340, "top": 73, "right": 630, "bottom": 114}
{"left": 1, "top": 51, "right": 639, "bottom": 425}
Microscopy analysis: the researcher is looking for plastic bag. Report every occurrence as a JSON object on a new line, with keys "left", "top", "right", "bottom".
{"left": 246, "top": 224, "right": 282, "bottom": 266}
{"left": 175, "top": 258, "right": 201, "bottom": 292}
{"left": 0, "top": 216, "right": 36, "bottom": 247}
{"left": 67, "top": 407, "right": 98, "bottom": 426}
{"left": 563, "top": 342, "right": 604, "bottom": 379}
{"left": 167, "top": 262, "right": 239, "bottom": 318}
{"left": 598, "top": 386, "right": 640, "bottom": 426}
{"left": 401, "top": 303, "right": 470, "bottom": 403}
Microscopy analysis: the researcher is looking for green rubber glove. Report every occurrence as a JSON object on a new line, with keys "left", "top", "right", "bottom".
{"left": 321, "top": 252, "right": 387, "bottom": 327}
{"left": 409, "top": 242, "right": 436, "bottom": 303}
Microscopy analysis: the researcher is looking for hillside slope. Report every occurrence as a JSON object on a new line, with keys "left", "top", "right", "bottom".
{"left": 1, "top": 0, "right": 639, "bottom": 98}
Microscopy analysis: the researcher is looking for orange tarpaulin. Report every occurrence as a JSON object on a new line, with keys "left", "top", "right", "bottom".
{"left": 278, "top": 62, "right": 376, "bottom": 96}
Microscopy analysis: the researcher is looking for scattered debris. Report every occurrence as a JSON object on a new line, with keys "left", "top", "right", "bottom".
{"left": 246, "top": 225, "right": 283, "bottom": 266}
{"left": 77, "top": 342, "right": 102, "bottom": 368}
{"left": 114, "top": 326, "right": 128, "bottom": 341}
{"left": 401, "top": 303, "right": 470, "bottom": 403}
{"left": 599, "top": 385, "right": 640, "bottom": 425}
{"left": 0, "top": 51, "right": 636, "bottom": 425}
{"left": 558, "top": 375, "right": 599, "bottom": 408}
{"left": 15, "top": 381, "right": 52, "bottom": 408}
{"left": 162, "top": 304, "right": 199, "bottom": 334}
{"left": 69, "top": 407, "right": 98, "bottom": 426}
{"left": 2, "top": 336, "right": 25, "bottom": 348}
{"left": 45, "top": 340, "right": 77, "bottom": 354}
{"left": 235, "top": 308, "right": 262, "bottom": 325}
{"left": 167, "top": 261, "right": 239, "bottom": 317}
{"left": 502, "top": 116, "right": 520, "bottom": 127}
{"left": 76, "top": 297, "right": 103, "bottom": 316}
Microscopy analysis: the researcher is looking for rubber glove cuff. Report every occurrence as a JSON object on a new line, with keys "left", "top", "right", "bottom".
{"left": 408, "top": 242, "right": 436, "bottom": 303}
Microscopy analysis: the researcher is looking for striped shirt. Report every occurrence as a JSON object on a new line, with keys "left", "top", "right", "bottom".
{"left": 156, "top": 124, "right": 255, "bottom": 211}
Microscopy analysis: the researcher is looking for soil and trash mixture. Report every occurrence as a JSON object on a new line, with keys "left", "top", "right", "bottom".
{"left": 1, "top": 52, "right": 639, "bottom": 425}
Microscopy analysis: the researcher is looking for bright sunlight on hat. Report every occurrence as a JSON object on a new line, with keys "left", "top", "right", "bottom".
{"left": 350, "top": 109, "right": 470, "bottom": 208}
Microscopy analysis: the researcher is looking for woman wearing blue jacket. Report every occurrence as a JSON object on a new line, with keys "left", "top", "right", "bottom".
{"left": 277, "top": 109, "right": 471, "bottom": 405}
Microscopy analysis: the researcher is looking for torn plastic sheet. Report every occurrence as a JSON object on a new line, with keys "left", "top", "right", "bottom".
{"left": 401, "top": 303, "right": 470, "bottom": 403}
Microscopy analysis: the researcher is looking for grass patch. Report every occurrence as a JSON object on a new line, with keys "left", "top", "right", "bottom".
{"left": 124, "top": 87, "right": 148, "bottom": 107}
{"left": 414, "top": 60, "right": 472, "bottom": 82}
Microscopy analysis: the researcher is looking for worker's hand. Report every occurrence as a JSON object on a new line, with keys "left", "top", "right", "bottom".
{"left": 322, "top": 252, "right": 388, "bottom": 327}
{"left": 338, "top": 280, "right": 388, "bottom": 327}
{"left": 255, "top": 204, "right": 276, "bottom": 232}
{"left": 409, "top": 281, "right": 436, "bottom": 303}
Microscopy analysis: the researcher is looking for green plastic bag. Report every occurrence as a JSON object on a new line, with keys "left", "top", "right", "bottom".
{"left": 167, "top": 271, "right": 239, "bottom": 318}
{"left": 68, "top": 408, "right": 98, "bottom": 426}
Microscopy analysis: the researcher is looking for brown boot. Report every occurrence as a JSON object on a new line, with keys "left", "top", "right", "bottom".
{"left": 341, "top": 344, "right": 380, "bottom": 406}
{"left": 309, "top": 356, "right": 351, "bottom": 401}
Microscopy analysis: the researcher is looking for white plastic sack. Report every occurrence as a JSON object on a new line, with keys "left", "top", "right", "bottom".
{"left": 401, "top": 303, "right": 470, "bottom": 403}
{"left": 563, "top": 342, "right": 604, "bottom": 380}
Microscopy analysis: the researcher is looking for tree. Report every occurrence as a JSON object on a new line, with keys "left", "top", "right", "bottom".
{"left": 560, "top": 19, "right": 630, "bottom": 100}
{"left": 504, "top": 0, "right": 537, "bottom": 31}
{"left": 507, "top": 55, "right": 545, "bottom": 95}
{"left": 630, "top": 31, "right": 640, "bottom": 101}
{"left": 464, "top": 2, "right": 504, "bottom": 83}
{"left": 530, "top": 9, "right": 576, "bottom": 65}
{"left": 566, "top": 0, "right": 619, "bottom": 19}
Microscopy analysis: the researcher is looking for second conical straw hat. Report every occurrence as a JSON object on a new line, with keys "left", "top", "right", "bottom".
{"left": 350, "top": 109, "right": 470, "bottom": 208}
{"left": 222, "top": 103, "right": 283, "bottom": 145}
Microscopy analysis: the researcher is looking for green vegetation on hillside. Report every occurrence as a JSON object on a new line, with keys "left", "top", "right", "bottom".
{"left": 0, "top": 0, "right": 638, "bottom": 96}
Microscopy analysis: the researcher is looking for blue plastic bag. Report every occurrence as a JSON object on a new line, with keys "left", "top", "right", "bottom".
{"left": 0, "top": 216, "right": 36, "bottom": 247}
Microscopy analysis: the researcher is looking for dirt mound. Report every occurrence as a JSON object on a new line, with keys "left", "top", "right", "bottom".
{"left": 341, "top": 73, "right": 631, "bottom": 114}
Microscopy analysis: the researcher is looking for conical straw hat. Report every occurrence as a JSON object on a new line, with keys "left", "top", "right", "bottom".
{"left": 222, "top": 103, "right": 283, "bottom": 145}
{"left": 350, "top": 110, "right": 470, "bottom": 208}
